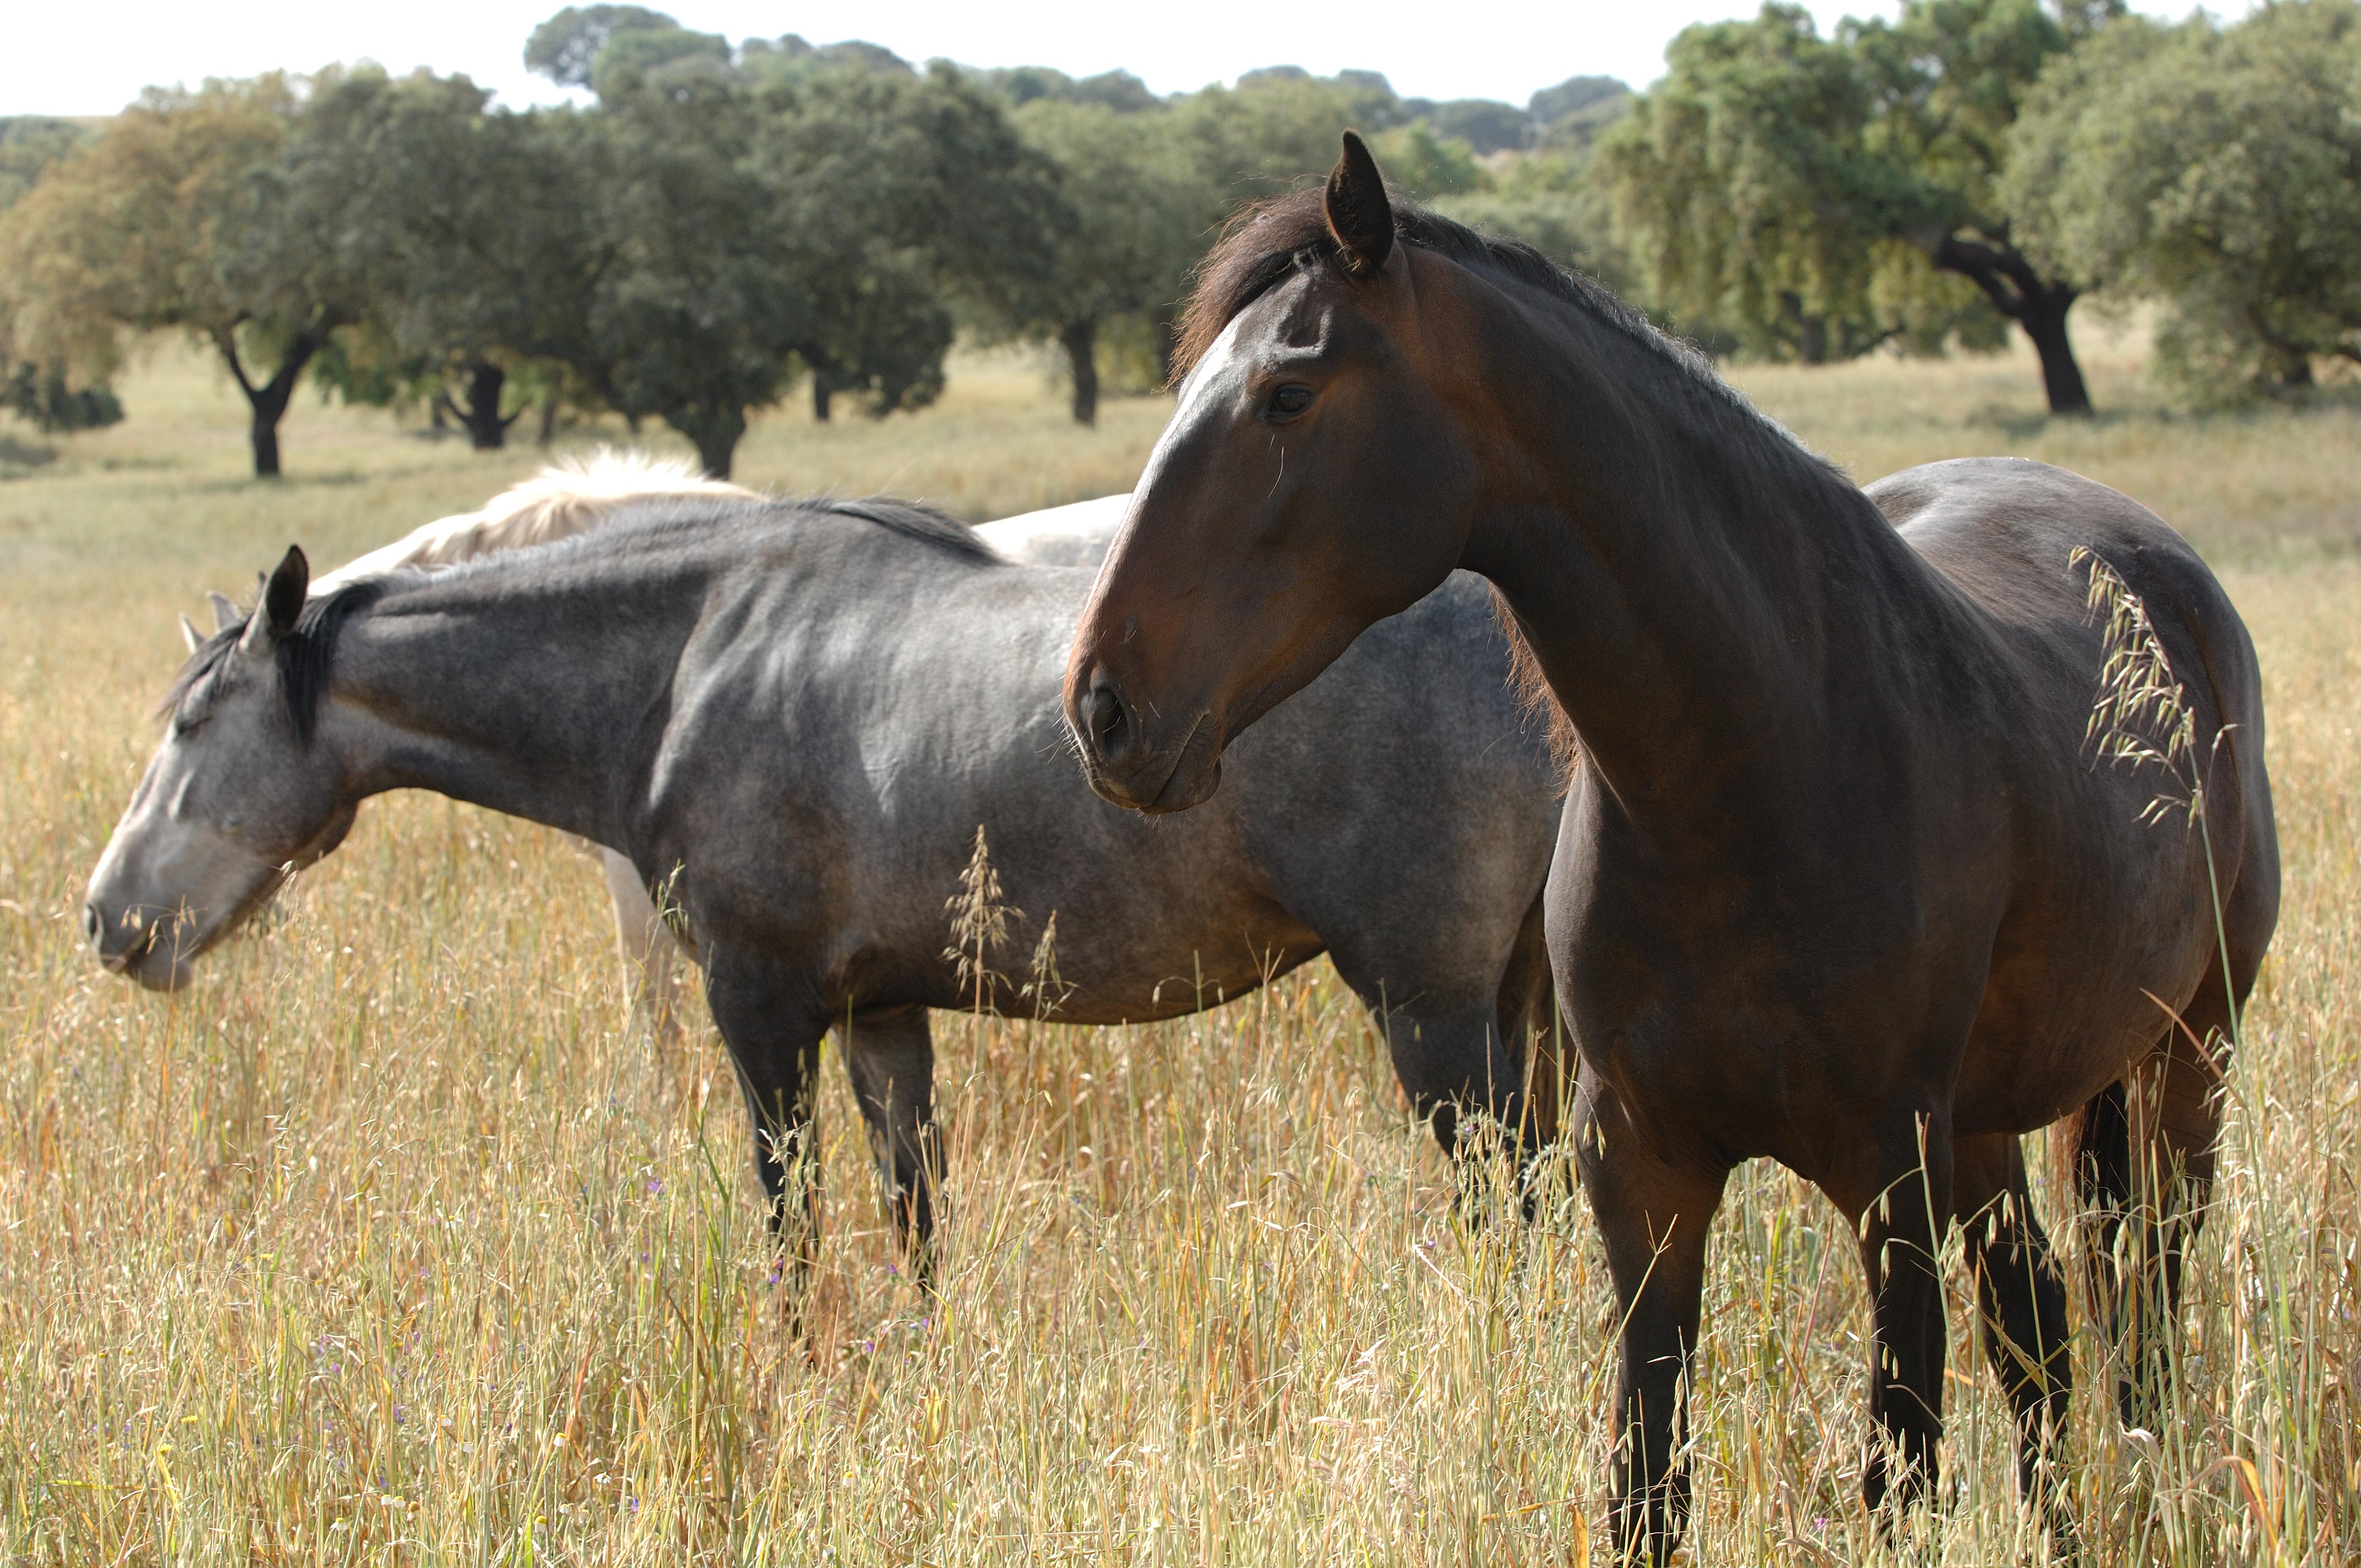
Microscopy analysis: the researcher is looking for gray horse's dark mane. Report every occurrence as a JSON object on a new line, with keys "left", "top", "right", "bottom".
{"left": 162, "top": 496, "right": 989, "bottom": 742}
{"left": 163, "top": 580, "right": 385, "bottom": 745}
{"left": 1177, "top": 187, "right": 1830, "bottom": 472}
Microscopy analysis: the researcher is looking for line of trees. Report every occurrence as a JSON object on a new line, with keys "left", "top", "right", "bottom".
{"left": 0, "top": 9, "right": 1626, "bottom": 478}
{"left": 5, "top": 2, "right": 2358, "bottom": 474}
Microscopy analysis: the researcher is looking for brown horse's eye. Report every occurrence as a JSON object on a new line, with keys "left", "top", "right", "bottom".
{"left": 1267, "top": 384, "right": 1314, "bottom": 418}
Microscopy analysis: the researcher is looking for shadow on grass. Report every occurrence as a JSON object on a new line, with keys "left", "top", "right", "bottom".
{"left": 0, "top": 432, "right": 57, "bottom": 475}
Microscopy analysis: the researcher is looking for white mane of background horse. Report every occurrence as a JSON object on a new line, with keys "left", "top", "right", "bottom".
{"left": 291, "top": 448, "right": 1129, "bottom": 1037}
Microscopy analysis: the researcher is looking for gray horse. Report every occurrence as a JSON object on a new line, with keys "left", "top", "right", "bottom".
{"left": 85, "top": 497, "right": 1563, "bottom": 1272}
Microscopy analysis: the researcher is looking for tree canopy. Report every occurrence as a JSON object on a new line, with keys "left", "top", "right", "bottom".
{"left": 2006, "top": 0, "right": 2361, "bottom": 402}
{"left": 1602, "top": 1, "right": 2085, "bottom": 407}
{"left": 0, "top": 77, "right": 380, "bottom": 473}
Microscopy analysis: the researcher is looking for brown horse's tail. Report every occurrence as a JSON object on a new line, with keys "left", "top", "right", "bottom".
{"left": 1498, "top": 880, "right": 1566, "bottom": 1147}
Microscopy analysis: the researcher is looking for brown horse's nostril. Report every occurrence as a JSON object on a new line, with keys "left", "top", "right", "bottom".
{"left": 1086, "top": 679, "right": 1130, "bottom": 758}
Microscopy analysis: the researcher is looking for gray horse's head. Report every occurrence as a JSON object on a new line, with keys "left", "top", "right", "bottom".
{"left": 85, "top": 547, "right": 359, "bottom": 990}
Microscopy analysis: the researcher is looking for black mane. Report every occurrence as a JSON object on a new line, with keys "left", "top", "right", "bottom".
{"left": 160, "top": 494, "right": 991, "bottom": 741}
{"left": 163, "top": 581, "right": 384, "bottom": 744}
{"left": 1176, "top": 186, "right": 1804, "bottom": 451}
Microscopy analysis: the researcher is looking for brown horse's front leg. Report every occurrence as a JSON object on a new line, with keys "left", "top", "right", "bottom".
{"left": 1956, "top": 1131, "right": 2073, "bottom": 1536}
{"left": 1851, "top": 1114, "right": 1956, "bottom": 1521}
{"left": 1575, "top": 1065, "right": 1729, "bottom": 1565}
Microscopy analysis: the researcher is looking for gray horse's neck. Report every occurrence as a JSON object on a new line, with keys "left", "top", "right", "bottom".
{"left": 1457, "top": 276, "right": 1929, "bottom": 830}
{"left": 314, "top": 535, "right": 722, "bottom": 850}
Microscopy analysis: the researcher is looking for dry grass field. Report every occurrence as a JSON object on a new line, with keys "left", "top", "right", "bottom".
{"left": 0, "top": 331, "right": 2354, "bottom": 1565}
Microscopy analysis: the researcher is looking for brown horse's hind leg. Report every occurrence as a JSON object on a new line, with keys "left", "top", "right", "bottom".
{"left": 1956, "top": 1133, "right": 2072, "bottom": 1531}
{"left": 1576, "top": 1064, "right": 1729, "bottom": 1565}
{"left": 838, "top": 1005, "right": 943, "bottom": 1288}
{"left": 2076, "top": 968, "right": 2234, "bottom": 1429}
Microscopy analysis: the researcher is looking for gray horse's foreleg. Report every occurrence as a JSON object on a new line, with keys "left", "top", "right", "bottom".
{"left": 1366, "top": 998, "right": 1526, "bottom": 1167}
{"left": 599, "top": 847, "right": 682, "bottom": 1040}
{"left": 836, "top": 1004, "right": 943, "bottom": 1286}
{"left": 702, "top": 953, "right": 828, "bottom": 1293}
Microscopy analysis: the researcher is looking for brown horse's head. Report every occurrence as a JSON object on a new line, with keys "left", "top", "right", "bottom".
{"left": 1063, "top": 134, "right": 1504, "bottom": 813}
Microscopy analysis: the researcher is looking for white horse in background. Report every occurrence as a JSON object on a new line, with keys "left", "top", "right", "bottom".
{"left": 181, "top": 449, "right": 1130, "bottom": 1038}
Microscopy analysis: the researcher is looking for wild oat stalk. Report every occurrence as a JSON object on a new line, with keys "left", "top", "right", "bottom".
{"left": 944, "top": 825, "right": 1017, "bottom": 1016}
{"left": 2075, "top": 548, "right": 2329, "bottom": 1556}
{"left": 2076, "top": 546, "right": 2205, "bottom": 831}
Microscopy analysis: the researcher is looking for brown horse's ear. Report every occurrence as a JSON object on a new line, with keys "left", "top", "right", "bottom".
{"left": 1324, "top": 130, "right": 1395, "bottom": 273}
{"left": 240, "top": 546, "right": 309, "bottom": 654}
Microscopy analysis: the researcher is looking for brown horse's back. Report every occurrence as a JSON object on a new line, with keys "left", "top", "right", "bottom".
{"left": 1872, "top": 459, "right": 2280, "bottom": 1109}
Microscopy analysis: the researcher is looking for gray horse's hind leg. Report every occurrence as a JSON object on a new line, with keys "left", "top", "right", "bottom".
{"left": 701, "top": 951, "right": 828, "bottom": 1291}
{"left": 836, "top": 1004, "right": 943, "bottom": 1287}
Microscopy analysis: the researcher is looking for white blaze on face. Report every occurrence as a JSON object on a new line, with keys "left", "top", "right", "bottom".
{"left": 1125, "top": 314, "right": 1256, "bottom": 538}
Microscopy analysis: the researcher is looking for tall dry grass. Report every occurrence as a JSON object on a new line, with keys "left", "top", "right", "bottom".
{"left": 0, "top": 336, "right": 2353, "bottom": 1563}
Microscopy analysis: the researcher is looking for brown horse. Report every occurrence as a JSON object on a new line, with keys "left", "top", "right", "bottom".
{"left": 1063, "top": 134, "right": 2278, "bottom": 1559}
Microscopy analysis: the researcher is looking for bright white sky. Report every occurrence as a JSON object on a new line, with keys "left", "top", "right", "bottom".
{"left": 5, "top": 0, "right": 2242, "bottom": 118}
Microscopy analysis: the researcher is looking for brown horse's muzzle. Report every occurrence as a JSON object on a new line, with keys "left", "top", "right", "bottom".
{"left": 1063, "top": 665, "right": 1224, "bottom": 815}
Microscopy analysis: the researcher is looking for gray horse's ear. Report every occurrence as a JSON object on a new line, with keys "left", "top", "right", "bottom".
{"left": 179, "top": 613, "right": 203, "bottom": 654}
{"left": 208, "top": 591, "right": 240, "bottom": 633}
{"left": 1324, "top": 130, "right": 1395, "bottom": 274}
{"left": 240, "top": 546, "right": 310, "bottom": 654}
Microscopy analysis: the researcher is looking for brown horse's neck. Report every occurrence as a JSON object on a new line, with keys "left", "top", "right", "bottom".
{"left": 1454, "top": 280, "right": 1923, "bottom": 840}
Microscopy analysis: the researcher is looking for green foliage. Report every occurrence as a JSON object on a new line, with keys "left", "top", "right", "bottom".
{"left": 2006, "top": 1, "right": 2361, "bottom": 404}
{"left": 967, "top": 65, "right": 1160, "bottom": 113}
{"left": 0, "top": 117, "right": 93, "bottom": 210}
{"left": 0, "top": 76, "right": 384, "bottom": 471}
{"left": 1434, "top": 151, "right": 1636, "bottom": 302}
{"left": 589, "top": 25, "right": 733, "bottom": 97}
{"left": 1364, "top": 124, "right": 1487, "bottom": 199}
{"left": 1528, "top": 75, "right": 1633, "bottom": 153}
{"left": 288, "top": 69, "right": 607, "bottom": 447}
{"left": 1600, "top": 1, "right": 2057, "bottom": 390}
{"left": 1600, "top": 5, "right": 1897, "bottom": 360}
{"left": 1, "top": 360, "right": 122, "bottom": 432}
{"left": 1415, "top": 99, "right": 1530, "bottom": 156}
{"left": 524, "top": 4, "right": 679, "bottom": 89}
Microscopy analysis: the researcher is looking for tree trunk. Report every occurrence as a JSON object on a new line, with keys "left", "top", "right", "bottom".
{"left": 456, "top": 362, "right": 518, "bottom": 451}
{"left": 1798, "top": 314, "right": 1828, "bottom": 367}
{"left": 677, "top": 410, "right": 744, "bottom": 480}
{"left": 214, "top": 325, "right": 326, "bottom": 480}
{"left": 1926, "top": 232, "right": 2091, "bottom": 416}
{"left": 249, "top": 406, "right": 284, "bottom": 479}
{"left": 1153, "top": 304, "right": 1179, "bottom": 388}
{"left": 812, "top": 375, "right": 833, "bottom": 423}
{"left": 2016, "top": 289, "right": 2091, "bottom": 416}
{"left": 537, "top": 394, "right": 559, "bottom": 447}
{"left": 429, "top": 396, "right": 451, "bottom": 435}
{"left": 1060, "top": 317, "right": 1100, "bottom": 426}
